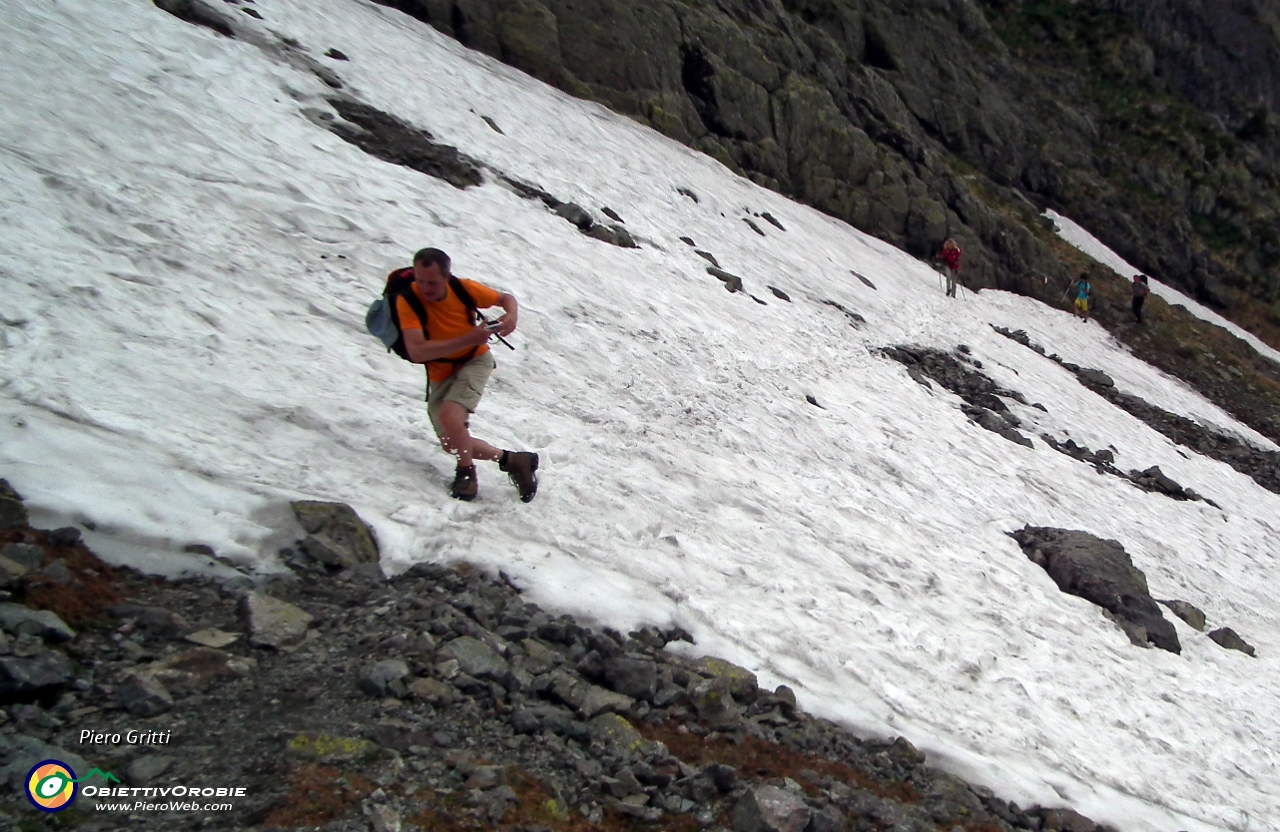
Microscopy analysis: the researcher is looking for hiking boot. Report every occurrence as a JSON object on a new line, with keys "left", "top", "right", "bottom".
{"left": 450, "top": 464, "right": 478, "bottom": 501}
{"left": 500, "top": 451, "right": 539, "bottom": 502}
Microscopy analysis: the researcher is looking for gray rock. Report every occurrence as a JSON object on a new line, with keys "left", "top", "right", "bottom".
{"left": 117, "top": 673, "right": 174, "bottom": 717}
{"left": 732, "top": 783, "right": 811, "bottom": 832}
{"left": 360, "top": 659, "right": 411, "bottom": 697}
{"left": 39, "top": 559, "right": 73, "bottom": 585}
{"left": 184, "top": 628, "right": 240, "bottom": 648}
{"left": 109, "top": 604, "right": 190, "bottom": 636}
{"left": 688, "top": 675, "right": 741, "bottom": 727}
{"left": 1208, "top": 627, "right": 1256, "bottom": 656}
{"left": 1159, "top": 599, "right": 1206, "bottom": 631}
{"left": 604, "top": 654, "right": 658, "bottom": 701}
{"left": 0, "top": 555, "right": 27, "bottom": 585}
{"left": 585, "top": 223, "right": 638, "bottom": 248}
{"left": 586, "top": 712, "right": 644, "bottom": 754}
{"left": 0, "top": 603, "right": 76, "bottom": 642}
{"left": 0, "top": 651, "right": 74, "bottom": 697}
{"left": 554, "top": 202, "right": 593, "bottom": 229}
{"left": 48, "top": 527, "right": 82, "bottom": 546}
{"left": 438, "top": 636, "right": 509, "bottom": 681}
{"left": 369, "top": 803, "right": 403, "bottom": 832}
{"left": 807, "top": 805, "right": 845, "bottom": 832}
{"left": 1011, "top": 527, "right": 1180, "bottom": 654}
{"left": 1077, "top": 368, "right": 1115, "bottom": 388}
{"left": 290, "top": 500, "right": 379, "bottom": 567}
{"left": 1041, "top": 807, "right": 1101, "bottom": 832}
{"left": 576, "top": 682, "right": 635, "bottom": 718}
{"left": 0, "top": 483, "right": 27, "bottom": 531}
{"left": 547, "top": 670, "right": 632, "bottom": 716}
{"left": 693, "top": 656, "right": 759, "bottom": 703}
{"left": 1133, "top": 466, "right": 1186, "bottom": 497}
{"left": 707, "top": 266, "right": 744, "bottom": 293}
{"left": 0, "top": 735, "right": 89, "bottom": 792}
{"left": 0, "top": 543, "right": 43, "bottom": 570}
{"left": 239, "top": 592, "right": 313, "bottom": 648}
{"left": 510, "top": 708, "right": 540, "bottom": 734}
{"left": 125, "top": 754, "right": 175, "bottom": 786}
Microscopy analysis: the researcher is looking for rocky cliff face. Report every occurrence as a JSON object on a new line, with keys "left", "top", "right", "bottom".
{"left": 1102, "top": 0, "right": 1280, "bottom": 116}
{"left": 377, "top": 0, "right": 1280, "bottom": 345}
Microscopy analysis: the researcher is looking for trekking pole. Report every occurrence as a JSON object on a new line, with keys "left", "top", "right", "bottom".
{"left": 477, "top": 313, "right": 515, "bottom": 350}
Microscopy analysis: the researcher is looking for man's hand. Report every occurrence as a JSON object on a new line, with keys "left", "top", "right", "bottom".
{"left": 460, "top": 324, "right": 496, "bottom": 346}
{"left": 487, "top": 314, "right": 517, "bottom": 338}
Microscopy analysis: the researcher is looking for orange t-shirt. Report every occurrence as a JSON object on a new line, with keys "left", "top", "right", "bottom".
{"left": 396, "top": 278, "right": 502, "bottom": 382}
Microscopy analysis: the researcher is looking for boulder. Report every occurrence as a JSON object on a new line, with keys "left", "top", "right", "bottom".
{"left": 0, "top": 604, "right": 76, "bottom": 643}
{"left": 707, "top": 266, "right": 744, "bottom": 293}
{"left": 1158, "top": 599, "right": 1206, "bottom": 631}
{"left": 604, "top": 654, "right": 658, "bottom": 701}
{"left": 438, "top": 636, "right": 509, "bottom": 681}
{"left": 0, "top": 652, "right": 74, "bottom": 699}
{"left": 0, "top": 480, "right": 28, "bottom": 530}
{"left": 0, "top": 735, "right": 89, "bottom": 792}
{"left": 360, "top": 659, "right": 411, "bottom": 697}
{"left": 117, "top": 673, "right": 174, "bottom": 717}
{"left": 587, "top": 712, "right": 645, "bottom": 755}
{"left": 290, "top": 500, "right": 379, "bottom": 568}
{"left": 732, "top": 783, "right": 811, "bottom": 832}
{"left": 1208, "top": 627, "right": 1256, "bottom": 657}
{"left": 688, "top": 674, "right": 741, "bottom": 727}
{"left": 0, "top": 543, "right": 42, "bottom": 570}
{"left": 693, "top": 655, "right": 759, "bottom": 703}
{"left": 240, "top": 592, "right": 314, "bottom": 648}
{"left": 1010, "top": 527, "right": 1180, "bottom": 653}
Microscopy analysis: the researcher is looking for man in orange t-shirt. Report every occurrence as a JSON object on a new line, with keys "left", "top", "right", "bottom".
{"left": 396, "top": 248, "right": 538, "bottom": 502}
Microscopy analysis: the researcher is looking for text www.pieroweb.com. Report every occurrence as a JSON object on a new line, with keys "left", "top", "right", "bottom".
{"left": 85, "top": 785, "right": 243, "bottom": 812}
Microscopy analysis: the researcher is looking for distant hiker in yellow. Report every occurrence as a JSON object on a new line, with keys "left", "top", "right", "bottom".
{"left": 1072, "top": 274, "right": 1092, "bottom": 323}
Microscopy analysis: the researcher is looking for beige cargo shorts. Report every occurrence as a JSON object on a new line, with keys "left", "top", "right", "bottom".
{"left": 426, "top": 351, "right": 496, "bottom": 437}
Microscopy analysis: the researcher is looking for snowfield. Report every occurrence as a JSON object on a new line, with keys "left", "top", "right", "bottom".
{"left": 2, "top": 1, "right": 1279, "bottom": 830}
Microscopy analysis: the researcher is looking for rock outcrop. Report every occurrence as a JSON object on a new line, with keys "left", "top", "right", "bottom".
{"left": 1010, "top": 526, "right": 1181, "bottom": 653}
{"left": 373, "top": 0, "right": 1280, "bottom": 339}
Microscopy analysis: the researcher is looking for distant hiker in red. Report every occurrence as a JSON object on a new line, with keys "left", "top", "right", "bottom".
{"left": 396, "top": 248, "right": 539, "bottom": 502}
{"left": 1132, "top": 274, "right": 1150, "bottom": 323}
{"left": 938, "top": 238, "right": 961, "bottom": 297}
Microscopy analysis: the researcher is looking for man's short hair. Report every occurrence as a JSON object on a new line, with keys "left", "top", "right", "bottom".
{"left": 413, "top": 248, "right": 452, "bottom": 273}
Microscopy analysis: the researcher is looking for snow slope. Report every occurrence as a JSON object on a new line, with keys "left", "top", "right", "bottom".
{"left": 2, "top": 1, "right": 1279, "bottom": 829}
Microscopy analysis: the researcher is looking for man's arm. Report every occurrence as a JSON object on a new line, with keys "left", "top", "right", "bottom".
{"left": 402, "top": 326, "right": 491, "bottom": 364}
{"left": 486, "top": 292, "right": 518, "bottom": 338}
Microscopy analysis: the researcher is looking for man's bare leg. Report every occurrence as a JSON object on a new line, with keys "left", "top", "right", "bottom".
{"left": 436, "top": 401, "right": 501, "bottom": 466}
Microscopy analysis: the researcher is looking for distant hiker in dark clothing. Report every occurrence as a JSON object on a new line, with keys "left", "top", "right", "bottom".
{"left": 1072, "top": 274, "right": 1092, "bottom": 322}
{"left": 1132, "top": 274, "right": 1150, "bottom": 323}
{"left": 938, "top": 238, "right": 961, "bottom": 297}
{"left": 397, "top": 248, "right": 539, "bottom": 502}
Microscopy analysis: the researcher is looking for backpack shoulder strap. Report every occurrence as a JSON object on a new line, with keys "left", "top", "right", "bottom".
{"left": 449, "top": 275, "right": 480, "bottom": 324}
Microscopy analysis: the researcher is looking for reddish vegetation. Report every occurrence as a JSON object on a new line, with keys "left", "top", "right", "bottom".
{"left": 261, "top": 765, "right": 374, "bottom": 828}
{"left": 1, "top": 527, "right": 124, "bottom": 626}
{"left": 640, "top": 721, "right": 919, "bottom": 805}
